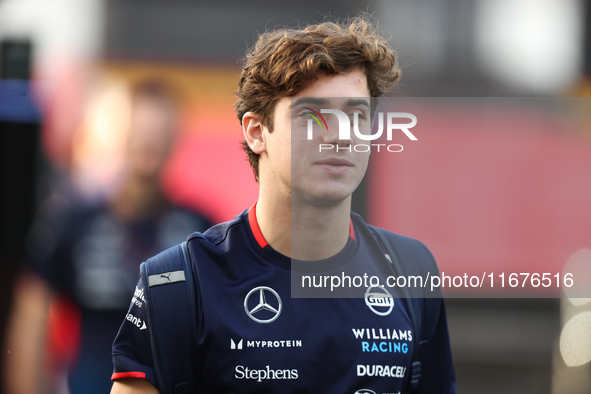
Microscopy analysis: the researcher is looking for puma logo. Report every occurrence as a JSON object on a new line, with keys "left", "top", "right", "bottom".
{"left": 160, "top": 273, "right": 172, "bottom": 281}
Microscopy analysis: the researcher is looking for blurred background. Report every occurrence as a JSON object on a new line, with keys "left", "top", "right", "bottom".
{"left": 0, "top": 0, "right": 590, "bottom": 393}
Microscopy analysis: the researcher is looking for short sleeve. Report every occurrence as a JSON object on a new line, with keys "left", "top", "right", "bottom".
{"left": 111, "top": 277, "right": 157, "bottom": 388}
{"left": 416, "top": 299, "right": 458, "bottom": 394}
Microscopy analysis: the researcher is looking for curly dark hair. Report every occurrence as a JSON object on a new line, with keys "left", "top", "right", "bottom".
{"left": 235, "top": 15, "right": 402, "bottom": 181}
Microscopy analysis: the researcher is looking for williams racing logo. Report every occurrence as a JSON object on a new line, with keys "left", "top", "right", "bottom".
{"left": 352, "top": 328, "right": 412, "bottom": 354}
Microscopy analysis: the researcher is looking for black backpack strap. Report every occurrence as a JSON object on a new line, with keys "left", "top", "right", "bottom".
{"left": 369, "top": 225, "right": 441, "bottom": 393}
{"left": 140, "top": 241, "right": 197, "bottom": 394}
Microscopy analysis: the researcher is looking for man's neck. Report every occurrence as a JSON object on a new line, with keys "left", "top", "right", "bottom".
{"left": 255, "top": 190, "right": 351, "bottom": 261}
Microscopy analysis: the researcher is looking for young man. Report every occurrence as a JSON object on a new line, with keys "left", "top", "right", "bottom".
{"left": 111, "top": 17, "right": 456, "bottom": 394}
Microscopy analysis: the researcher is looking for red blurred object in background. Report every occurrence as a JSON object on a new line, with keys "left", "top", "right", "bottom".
{"left": 368, "top": 100, "right": 591, "bottom": 295}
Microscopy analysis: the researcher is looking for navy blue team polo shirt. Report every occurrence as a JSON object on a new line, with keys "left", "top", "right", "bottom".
{"left": 112, "top": 204, "right": 456, "bottom": 393}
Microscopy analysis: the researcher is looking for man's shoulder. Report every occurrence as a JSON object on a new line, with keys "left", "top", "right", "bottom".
{"left": 355, "top": 213, "right": 443, "bottom": 299}
{"left": 352, "top": 211, "right": 433, "bottom": 256}
{"left": 187, "top": 209, "right": 249, "bottom": 248}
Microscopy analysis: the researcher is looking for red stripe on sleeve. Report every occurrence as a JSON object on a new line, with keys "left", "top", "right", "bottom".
{"left": 111, "top": 372, "right": 146, "bottom": 380}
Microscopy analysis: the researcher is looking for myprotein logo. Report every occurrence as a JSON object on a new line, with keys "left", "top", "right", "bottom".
{"left": 230, "top": 338, "right": 303, "bottom": 350}
{"left": 231, "top": 339, "right": 243, "bottom": 350}
{"left": 305, "top": 108, "right": 417, "bottom": 153}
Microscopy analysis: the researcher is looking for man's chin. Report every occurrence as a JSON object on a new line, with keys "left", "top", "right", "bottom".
{"left": 292, "top": 187, "right": 354, "bottom": 208}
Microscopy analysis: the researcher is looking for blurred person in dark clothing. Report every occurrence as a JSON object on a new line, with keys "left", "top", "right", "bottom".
{"left": 4, "top": 78, "right": 212, "bottom": 394}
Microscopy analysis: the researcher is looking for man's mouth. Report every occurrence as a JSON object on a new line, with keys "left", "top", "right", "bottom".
{"left": 314, "top": 158, "right": 354, "bottom": 174}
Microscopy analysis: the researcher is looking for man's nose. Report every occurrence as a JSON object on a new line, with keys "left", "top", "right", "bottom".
{"left": 320, "top": 117, "right": 351, "bottom": 147}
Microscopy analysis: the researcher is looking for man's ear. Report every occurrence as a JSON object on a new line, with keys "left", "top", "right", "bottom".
{"left": 242, "top": 112, "right": 266, "bottom": 154}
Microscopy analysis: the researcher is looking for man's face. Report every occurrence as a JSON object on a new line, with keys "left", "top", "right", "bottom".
{"left": 264, "top": 68, "right": 371, "bottom": 205}
{"left": 127, "top": 96, "right": 174, "bottom": 180}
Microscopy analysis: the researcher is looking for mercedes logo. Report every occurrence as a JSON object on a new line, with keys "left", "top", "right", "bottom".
{"left": 244, "top": 286, "right": 282, "bottom": 324}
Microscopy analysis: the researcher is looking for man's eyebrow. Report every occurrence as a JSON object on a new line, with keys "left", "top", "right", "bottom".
{"left": 289, "top": 97, "right": 330, "bottom": 109}
{"left": 344, "top": 98, "right": 370, "bottom": 110}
